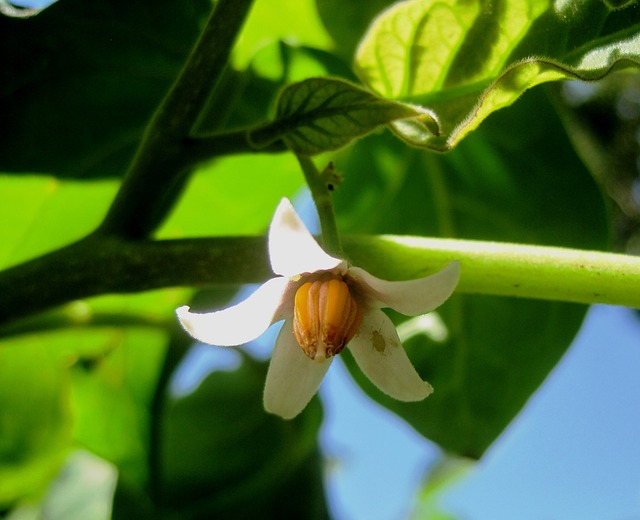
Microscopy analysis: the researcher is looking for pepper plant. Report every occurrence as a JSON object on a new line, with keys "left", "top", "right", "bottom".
{"left": 1, "top": 0, "right": 640, "bottom": 517}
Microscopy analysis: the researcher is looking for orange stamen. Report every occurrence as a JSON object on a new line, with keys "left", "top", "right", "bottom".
{"left": 293, "top": 277, "right": 362, "bottom": 362}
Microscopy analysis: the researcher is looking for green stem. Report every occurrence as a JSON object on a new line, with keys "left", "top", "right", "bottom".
{"left": 0, "top": 309, "right": 172, "bottom": 339}
{"left": 0, "top": 235, "right": 270, "bottom": 329}
{"left": 296, "top": 155, "right": 343, "bottom": 256}
{"left": 98, "top": 0, "right": 254, "bottom": 238}
{"left": 344, "top": 235, "right": 640, "bottom": 308}
{"left": 2, "top": 235, "right": 640, "bottom": 331}
{"left": 182, "top": 130, "right": 287, "bottom": 168}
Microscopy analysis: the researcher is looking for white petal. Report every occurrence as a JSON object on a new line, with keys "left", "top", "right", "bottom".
{"left": 350, "top": 261, "right": 460, "bottom": 316}
{"left": 349, "top": 309, "right": 433, "bottom": 401}
{"left": 176, "top": 277, "right": 290, "bottom": 346}
{"left": 268, "top": 198, "right": 343, "bottom": 277}
{"left": 263, "top": 318, "right": 332, "bottom": 419}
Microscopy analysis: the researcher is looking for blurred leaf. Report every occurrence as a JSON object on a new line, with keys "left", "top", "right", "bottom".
{"left": 0, "top": 175, "right": 117, "bottom": 269}
{"left": 33, "top": 451, "right": 116, "bottom": 520}
{"left": 157, "top": 153, "right": 305, "bottom": 238}
{"left": 232, "top": 0, "right": 333, "bottom": 69}
{"left": 0, "top": 0, "right": 212, "bottom": 178}
{"left": 249, "top": 77, "right": 430, "bottom": 154}
{"left": 316, "top": 0, "right": 396, "bottom": 61}
{"left": 0, "top": 343, "right": 73, "bottom": 506}
{"left": 410, "top": 457, "right": 473, "bottom": 520}
{"left": 0, "top": 308, "right": 172, "bottom": 493}
{"left": 354, "top": 0, "right": 640, "bottom": 150}
{"left": 197, "top": 41, "right": 356, "bottom": 135}
{"left": 111, "top": 356, "right": 328, "bottom": 519}
{"left": 552, "top": 76, "right": 640, "bottom": 252}
{"left": 70, "top": 327, "right": 168, "bottom": 488}
{"left": 603, "top": 0, "right": 637, "bottom": 8}
{"left": 334, "top": 86, "right": 608, "bottom": 457}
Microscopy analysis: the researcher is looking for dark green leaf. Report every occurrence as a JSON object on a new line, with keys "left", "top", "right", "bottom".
{"left": 125, "top": 357, "right": 328, "bottom": 519}
{"left": 333, "top": 87, "right": 608, "bottom": 457}
{"left": 0, "top": 0, "right": 212, "bottom": 178}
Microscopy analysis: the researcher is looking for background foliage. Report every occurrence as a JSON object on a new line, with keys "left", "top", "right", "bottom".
{"left": 1, "top": 0, "right": 639, "bottom": 518}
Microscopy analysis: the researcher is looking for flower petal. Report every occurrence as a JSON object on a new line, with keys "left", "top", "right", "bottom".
{"left": 350, "top": 261, "right": 460, "bottom": 316}
{"left": 176, "top": 277, "right": 290, "bottom": 346}
{"left": 268, "top": 198, "right": 343, "bottom": 277}
{"left": 349, "top": 309, "right": 433, "bottom": 401}
{"left": 263, "top": 318, "right": 332, "bottom": 419}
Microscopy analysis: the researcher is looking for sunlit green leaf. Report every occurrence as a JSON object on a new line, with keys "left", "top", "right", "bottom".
{"left": 157, "top": 153, "right": 304, "bottom": 238}
{"left": 196, "top": 39, "right": 354, "bottom": 138}
{"left": 71, "top": 328, "right": 167, "bottom": 488}
{"left": 0, "top": 343, "right": 73, "bottom": 506}
{"left": 249, "top": 77, "right": 431, "bottom": 154}
{"left": 0, "top": 175, "right": 117, "bottom": 269}
{"left": 354, "top": 0, "right": 640, "bottom": 150}
{"left": 55, "top": 294, "right": 183, "bottom": 488}
{"left": 232, "top": 0, "right": 333, "bottom": 68}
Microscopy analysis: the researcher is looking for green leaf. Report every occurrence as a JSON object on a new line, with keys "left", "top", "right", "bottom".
{"left": 157, "top": 146, "right": 306, "bottom": 238}
{"left": 197, "top": 40, "right": 357, "bottom": 135}
{"left": 0, "top": 343, "right": 73, "bottom": 506}
{"left": 249, "top": 77, "right": 432, "bottom": 155}
{"left": 333, "top": 87, "right": 608, "bottom": 457}
{"left": 0, "top": 0, "right": 212, "bottom": 178}
{"left": 232, "top": 0, "right": 333, "bottom": 68}
{"left": 125, "top": 357, "right": 328, "bottom": 519}
{"left": 71, "top": 328, "right": 168, "bottom": 488}
{"left": 53, "top": 291, "right": 184, "bottom": 486}
{"left": 354, "top": 0, "right": 640, "bottom": 150}
{"left": 0, "top": 287, "right": 186, "bottom": 504}
{"left": 0, "top": 175, "right": 117, "bottom": 269}
{"left": 316, "top": 0, "right": 397, "bottom": 61}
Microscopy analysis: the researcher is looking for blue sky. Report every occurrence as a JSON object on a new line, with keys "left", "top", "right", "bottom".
{"left": 320, "top": 304, "right": 640, "bottom": 520}
{"left": 442, "top": 304, "right": 640, "bottom": 520}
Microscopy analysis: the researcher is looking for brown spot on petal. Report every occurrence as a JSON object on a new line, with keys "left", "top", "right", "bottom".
{"left": 371, "top": 330, "right": 386, "bottom": 353}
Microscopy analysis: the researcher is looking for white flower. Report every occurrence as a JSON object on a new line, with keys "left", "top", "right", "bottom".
{"left": 176, "top": 198, "right": 460, "bottom": 419}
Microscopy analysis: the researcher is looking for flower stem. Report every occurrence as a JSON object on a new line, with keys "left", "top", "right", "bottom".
{"left": 296, "top": 155, "right": 343, "bottom": 256}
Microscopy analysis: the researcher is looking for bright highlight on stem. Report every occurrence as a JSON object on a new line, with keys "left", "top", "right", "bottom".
{"left": 344, "top": 235, "right": 640, "bottom": 308}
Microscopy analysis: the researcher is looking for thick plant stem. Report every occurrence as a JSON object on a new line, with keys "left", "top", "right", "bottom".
{"left": 2, "top": 234, "right": 640, "bottom": 331}
{"left": 296, "top": 155, "right": 343, "bottom": 256}
{"left": 344, "top": 235, "right": 640, "bottom": 308}
{"left": 98, "top": 0, "right": 255, "bottom": 238}
{"left": 0, "top": 235, "right": 270, "bottom": 329}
